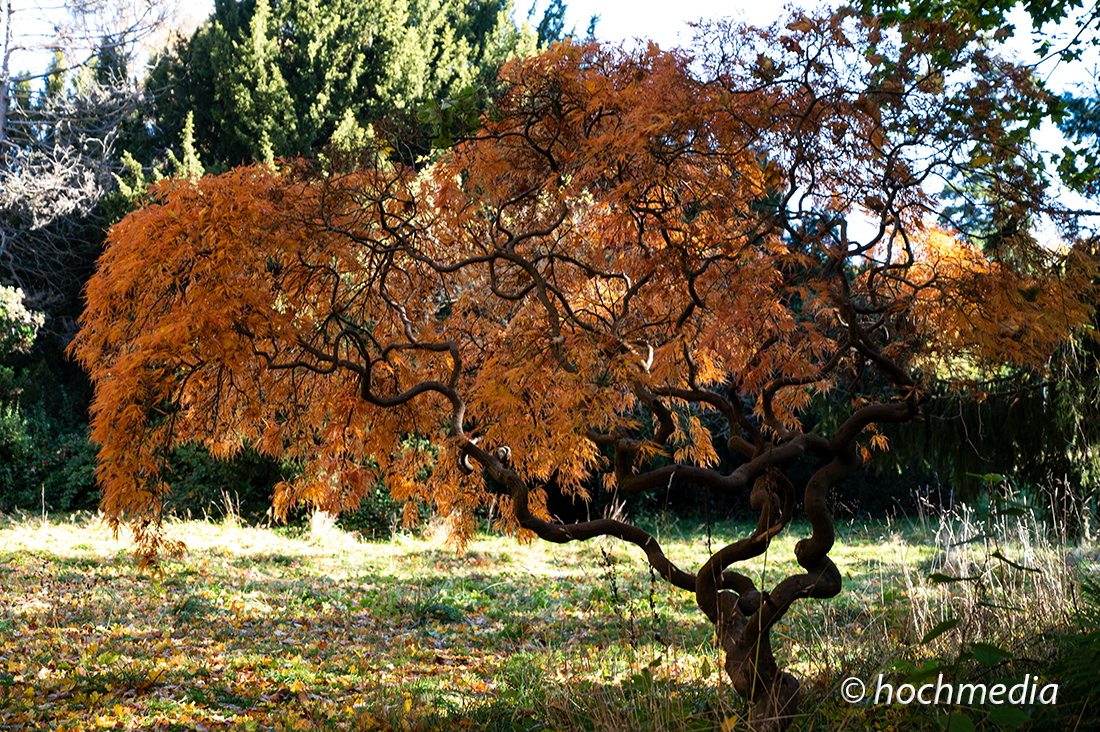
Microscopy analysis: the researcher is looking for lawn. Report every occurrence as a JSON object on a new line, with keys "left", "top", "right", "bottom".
{"left": 0, "top": 510, "right": 1092, "bottom": 731}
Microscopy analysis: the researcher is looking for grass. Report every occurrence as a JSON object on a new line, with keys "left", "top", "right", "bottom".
{"left": 0, "top": 509, "right": 1094, "bottom": 731}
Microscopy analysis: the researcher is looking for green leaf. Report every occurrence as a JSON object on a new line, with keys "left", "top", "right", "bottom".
{"left": 936, "top": 711, "right": 976, "bottom": 732}
{"left": 972, "top": 641, "right": 1012, "bottom": 665}
{"left": 907, "top": 662, "right": 950, "bottom": 684}
{"left": 966, "top": 472, "right": 1006, "bottom": 485}
{"left": 987, "top": 706, "right": 1031, "bottom": 727}
{"left": 949, "top": 532, "right": 991, "bottom": 547}
{"left": 921, "top": 617, "right": 960, "bottom": 645}
{"left": 929, "top": 572, "right": 979, "bottom": 583}
{"left": 699, "top": 657, "right": 712, "bottom": 678}
{"left": 887, "top": 658, "right": 916, "bottom": 673}
{"left": 991, "top": 550, "right": 1039, "bottom": 572}
{"left": 977, "top": 600, "right": 1025, "bottom": 612}
{"left": 96, "top": 651, "right": 120, "bottom": 666}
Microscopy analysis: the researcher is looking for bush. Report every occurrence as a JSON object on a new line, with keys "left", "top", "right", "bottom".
{"left": 160, "top": 444, "right": 293, "bottom": 522}
{"left": 0, "top": 285, "right": 43, "bottom": 356}
{"left": 336, "top": 480, "right": 402, "bottom": 536}
{"left": 0, "top": 350, "right": 97, "bottom": 513}
{"left": 0, "top": 399, "right": 98, "bottom": 514}
{"left": 1047, "top": 572, "right": 1100, "bottom": 724}
{"left": 0, "top": 347, "right": 297, "bottom": 520}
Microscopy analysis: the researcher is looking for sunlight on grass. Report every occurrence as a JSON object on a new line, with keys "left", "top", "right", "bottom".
{"left": 0, "top": 511, "right": 1093, "bottom": 731}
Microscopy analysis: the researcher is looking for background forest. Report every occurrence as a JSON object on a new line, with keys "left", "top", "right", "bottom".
{"left": 0, "top": 0, "right": 560, "bottom": 526}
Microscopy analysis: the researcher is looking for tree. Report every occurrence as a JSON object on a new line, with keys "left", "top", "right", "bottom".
{"left": 529, "top": 0, "right": 597, "bottom": 47}
{"left": 0, "top": 0, "right": 181, "bottom": 336}
{"left": 72, "top": 10, "right": 1095, "bottom": 731}
{"left": 860, "top": 0, "right": 1100, "bottom": 199}
{"left": 860, "top": 0, "right": 1100, "bottom": 512}
{"left": 1059, "top": 90, "right": 1100, "bottom": 197}
{"left": 0, "top": 67, "right": 139, "bottom": 331}
{"left": 146, "top": 0, "right": 535, "bottom": 168}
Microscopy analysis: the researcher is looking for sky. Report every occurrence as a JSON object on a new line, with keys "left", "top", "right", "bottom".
{"left": 5, "top": 0, "right": 1095, "bottom": 95}
{"left": 521, "top": 0, "right": 788, "bottom": 49}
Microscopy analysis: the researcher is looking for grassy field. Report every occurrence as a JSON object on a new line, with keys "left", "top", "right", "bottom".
{"left": 0, "top": 510, "right": 1093, "bottom": 731}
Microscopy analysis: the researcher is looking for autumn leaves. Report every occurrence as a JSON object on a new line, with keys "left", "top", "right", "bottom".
{"left": 69, "top": 11, "right": 1094, "bottom": 729}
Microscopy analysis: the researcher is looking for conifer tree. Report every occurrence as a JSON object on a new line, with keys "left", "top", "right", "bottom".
{"left": 148, "top": 0, "right": 534, "bottom": 167}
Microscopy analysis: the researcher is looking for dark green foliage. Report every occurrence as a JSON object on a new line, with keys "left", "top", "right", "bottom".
{"left": 534, "top": 0, "right": 567, "bottom": 46}
{"left": 0, "top": 289, "right": 95, "bottom": 515}
{"left": 0, "top": 359, "right": 97, "bottom": 514}
{"left": 162, "top": 0, "right": 297, "bottom": 166}
{"left": 1058, "top": 93, "right": 1100, "bottom": 195}
{"left": 527, "top": 0, "right": 598, "bottom": 47}
{"left": 862, "top": 0, "right": 1096, "bottom": 51}
{"left": 0, "top": 355, "right": 293, "bottom": 521}
{"left": 337, "top": 482, "right": 401, "bottom": 536}
{"left": 417, "top": 84, "right": 486, "bottom": 150}
{"left": 160, "top": 445, "right": 291, "bottom": 522}
{"left": 878, "top": 379, "right": 1098, "bottom": 514}
{"left": 1060, "top": 93, "right": 1100, "bottom": 141}
{"left": 862, "top": 0, "right": 1100, "bottom": 199}
{"left": 147, "top": 0, "right": 533, "bottom": 168}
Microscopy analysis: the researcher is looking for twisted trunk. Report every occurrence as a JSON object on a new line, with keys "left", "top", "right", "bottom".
{"left": 694, "top": 447, "right": 868, "bottom": 730}
{"left": 721, "top": 614, "right": 800, "bottom": 732}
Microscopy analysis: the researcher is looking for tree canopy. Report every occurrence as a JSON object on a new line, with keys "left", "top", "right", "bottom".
{"left": 72, "top": 9, "right": 1096, "bottom": 730}
{"left": 861, "top": 0, "right": 1100, "bottom": 199}
{"left": 0, "top": 0, "right": 181, "bottom": 335}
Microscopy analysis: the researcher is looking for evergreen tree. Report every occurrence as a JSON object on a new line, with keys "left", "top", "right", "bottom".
{"left": 528, "top": 0, "right": 598, "bottom": 48}
{"left": 534, "top": 0, "right": 566, "bottom": 46}
{"left": 148, "top": 0, "right": 535, "bottom": 168}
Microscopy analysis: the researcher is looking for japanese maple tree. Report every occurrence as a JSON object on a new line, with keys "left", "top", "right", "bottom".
{"left": 72, "top": 10, "right": 1095, "bottom": 730}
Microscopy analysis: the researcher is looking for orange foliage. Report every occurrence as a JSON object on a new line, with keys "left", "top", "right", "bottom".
{"left": 896, "top": 228, "right": 1094, "bottom": 376}
{"left": 71, "top": 14, "right": 1097, "bottom": 723}
{"left": 71, "top": 17, "right": 1092, "bottom": 570}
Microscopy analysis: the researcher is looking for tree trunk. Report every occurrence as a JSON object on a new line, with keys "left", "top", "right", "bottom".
{"left": 1, "top": 0, "right": 12, "bottom": 158}
{"left": 715, "top": 592, "right": 800, "bottom": 732}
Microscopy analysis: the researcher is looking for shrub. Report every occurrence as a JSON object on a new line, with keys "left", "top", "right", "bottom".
{"left": 0, "top": 285, "right": 44, "bottom": 356}
{"left": 160, "top": 445, "right": 294, "bottom": 522}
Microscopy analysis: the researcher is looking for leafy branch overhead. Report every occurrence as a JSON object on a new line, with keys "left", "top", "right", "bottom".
{"left": 72, "top": 9, "right": 1097, "bottom": 731}
{"left": 861, "top": 0, "right": 1100, "bottom": 199}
